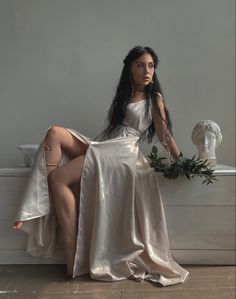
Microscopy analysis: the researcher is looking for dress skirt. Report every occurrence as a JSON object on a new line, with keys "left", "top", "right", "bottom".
{"left": 15, "top": 126, "right": 190, "bottom": 286}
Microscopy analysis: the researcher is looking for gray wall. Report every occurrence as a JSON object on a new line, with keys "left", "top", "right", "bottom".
{"left": 0, "top": 0, "right": 235, "bottom": 167}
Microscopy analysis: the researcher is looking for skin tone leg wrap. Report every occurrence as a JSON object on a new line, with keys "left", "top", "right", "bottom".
{"left": 43, "top": 142, "right": 59, "bottom": 168}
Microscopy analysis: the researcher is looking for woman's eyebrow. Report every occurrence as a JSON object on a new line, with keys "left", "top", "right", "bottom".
{"left": 135, "top": 61, "right": 154, "bottom": 64}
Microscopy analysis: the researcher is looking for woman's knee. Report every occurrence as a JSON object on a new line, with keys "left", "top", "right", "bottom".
{"left": 44, "top": 125, "right": 88, "bottom": 157}
{"left": 45, "top": 125, "right": 62, "bottom": 143}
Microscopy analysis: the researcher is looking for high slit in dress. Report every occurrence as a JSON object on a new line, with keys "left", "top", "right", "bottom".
{"left": 15, "top": 97, "right": 190, "bottom": 286}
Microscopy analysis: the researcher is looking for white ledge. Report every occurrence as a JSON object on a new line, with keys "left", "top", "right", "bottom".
{"left": 0, "top": 163, "right": 235, "bottom": 177}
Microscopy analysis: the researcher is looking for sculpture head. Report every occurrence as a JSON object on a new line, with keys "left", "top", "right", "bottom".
{"left": 191, "top": 120, "right": 222, "bottom": 161}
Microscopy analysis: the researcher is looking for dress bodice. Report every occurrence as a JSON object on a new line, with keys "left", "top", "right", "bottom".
{"left": 122, "top": 99, "right": 153, "bottom": 134}
{"left": 94, "top": 99, "right": 153, "bottom": 141}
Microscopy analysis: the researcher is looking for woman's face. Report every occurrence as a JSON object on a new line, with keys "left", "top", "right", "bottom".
{"left": 130, "top": 53, "right": 155, "bottom": 88}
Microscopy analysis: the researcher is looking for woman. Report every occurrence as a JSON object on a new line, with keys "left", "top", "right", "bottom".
{"left": 13, "top": 46, "right": 190, "bottom": 286}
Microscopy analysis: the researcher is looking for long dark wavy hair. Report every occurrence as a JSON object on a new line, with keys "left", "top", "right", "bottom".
{"left": 103, "top": 46, "right": 174, "bottom": 143}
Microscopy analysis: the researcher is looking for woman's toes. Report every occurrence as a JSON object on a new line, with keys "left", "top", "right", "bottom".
{"left": 13, "top": 221, "right": 24, "bottom": 229}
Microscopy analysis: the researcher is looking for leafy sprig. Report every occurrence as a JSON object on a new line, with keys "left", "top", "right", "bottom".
{"left": 148, "top": 146, "right": 217, "bottom": 185}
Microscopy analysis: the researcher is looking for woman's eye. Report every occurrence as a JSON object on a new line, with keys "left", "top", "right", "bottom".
{"left": 136, "top": 63, "right": 154, "bottom": 68}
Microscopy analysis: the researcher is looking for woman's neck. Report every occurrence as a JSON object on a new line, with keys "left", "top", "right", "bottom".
{"left": 131, "top": 83, "right": 145, "bottom": 93}
{"left": 130, "top": 84, "right": 146, "bottom": 102}
{"left": 131, "top": 90, "right": 145, "bottom": 101}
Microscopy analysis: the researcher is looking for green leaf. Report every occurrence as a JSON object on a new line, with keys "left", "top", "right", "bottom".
{"left": 148, "top": 146, "right": 217, "bottom": 185}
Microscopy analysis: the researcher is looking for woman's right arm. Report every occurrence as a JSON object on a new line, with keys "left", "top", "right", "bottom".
{"left": 152, "top": 93, "right": 181, "bottom": 161}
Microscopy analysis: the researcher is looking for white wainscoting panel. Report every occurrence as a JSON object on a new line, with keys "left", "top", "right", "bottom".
{"left": 0, "top": 164, "right": 235, "bottom": 265}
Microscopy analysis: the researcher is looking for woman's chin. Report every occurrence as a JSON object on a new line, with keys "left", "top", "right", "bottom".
{"left": 138, "top": 81, "right": 150, "bottom": 87}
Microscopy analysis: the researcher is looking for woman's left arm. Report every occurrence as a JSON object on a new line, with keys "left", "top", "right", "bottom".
{"left": 152, "top": 93, "right": 181, "bottom": 161}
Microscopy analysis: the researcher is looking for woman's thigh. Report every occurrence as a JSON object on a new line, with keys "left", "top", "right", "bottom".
{"left": 45, "top": 125, "right": 88, "bottom": 158}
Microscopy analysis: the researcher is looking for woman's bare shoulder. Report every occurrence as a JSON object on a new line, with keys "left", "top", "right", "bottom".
{"left": 153, "top": 92, "right": 164, "bottom": 107}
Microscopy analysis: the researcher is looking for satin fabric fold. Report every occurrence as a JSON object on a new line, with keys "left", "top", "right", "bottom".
{"left": 15, "top": 99, "right": 190, "bottom": 286}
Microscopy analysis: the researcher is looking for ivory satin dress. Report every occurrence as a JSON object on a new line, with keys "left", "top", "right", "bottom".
{"left": 15, "top": 97, "right": 190, "bottom": 286}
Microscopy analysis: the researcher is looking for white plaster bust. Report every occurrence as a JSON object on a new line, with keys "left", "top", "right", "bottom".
{"left": 191, "top": 120, "right": 222, "bottom": 166}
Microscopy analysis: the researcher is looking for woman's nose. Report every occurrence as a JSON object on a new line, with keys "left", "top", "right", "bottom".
{"left": 144, "top": 65, "right": 149, "bottom": 74}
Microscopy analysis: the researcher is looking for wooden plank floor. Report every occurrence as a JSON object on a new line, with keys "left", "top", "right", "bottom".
{"left": 0, "top": 265, "right": 235, "bottom": 299}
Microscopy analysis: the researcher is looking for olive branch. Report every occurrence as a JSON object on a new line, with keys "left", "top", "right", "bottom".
{"left": 148, "top": 146, "right": 217, "bottom": 185}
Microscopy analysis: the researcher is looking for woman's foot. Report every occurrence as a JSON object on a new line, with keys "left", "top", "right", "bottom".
{"left": 13, "top": 221, "right": 24, "bottom": 229}
{"left": 64, "top": 263, "right": 73, "bottom": 279}
{"left": 65, "top": 260, "right": 74, "bottom": 278}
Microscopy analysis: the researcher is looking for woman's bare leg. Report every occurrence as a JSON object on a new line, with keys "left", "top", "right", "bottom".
{"left": 44, "top": 127, "right": 88, "bottom": 276}
{"left": 48, "top": 154, "right": 86, "bottom": 276}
